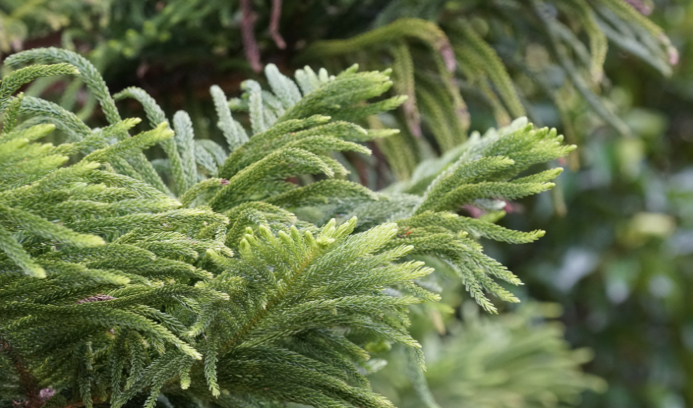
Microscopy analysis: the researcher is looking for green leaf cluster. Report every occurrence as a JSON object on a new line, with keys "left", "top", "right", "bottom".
{"left": 371, "top": 302, "right": 607, "bottom": 408}
{"left": 302, "top": 0, "right": 674, "bottom": 177}
{"left": 1, "top": 48, "right": 572, "bottom": 408}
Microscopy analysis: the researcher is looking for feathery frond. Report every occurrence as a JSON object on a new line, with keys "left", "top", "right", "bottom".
{"left": 0, "top": 48, "right": 572, "bottom": 408}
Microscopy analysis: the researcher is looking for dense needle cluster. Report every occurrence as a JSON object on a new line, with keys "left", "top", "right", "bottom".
{"left": 1, "top": 48, "right": 572, "bottom": 408}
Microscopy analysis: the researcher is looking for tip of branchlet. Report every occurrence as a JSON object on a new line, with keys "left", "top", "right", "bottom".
{"left": 258, "top": 225, "right": 273, "bottom": 240}
{"left": 345, "top": 64, "right": 359, "bottom": 74}
{"left": 239, "top": 238, "right": 251, "bottom": 252}
{"left": 28, "top": 266, "right": 47, "bottom": 279}
{"left": 304, "top": 230, "right": 317, "bottom": 248}
{"left": 155, "top": 121, "right": 167, "bottom": 128}
{"left": 311, "top": 115, "right": 331, "bottom": 123}
{"left": 35, "top": 123, "right": 56, "bottom": 133}
{"left": 322, "top": 218, "right": 336, "bottom": 231}
{"left": 368, "top": 129, "right": 399, "bottom": 139}
{"left": 83, "top": 235, "right": 106, "bottom": 247}
{"left": 668, "top": 45, "right": 679, "bottom": 66}
{"left": 316, "top": 236, "right": 336, "bottom": 246}
{"left": 124, "top": 117, "right": 142, "bottom": 126}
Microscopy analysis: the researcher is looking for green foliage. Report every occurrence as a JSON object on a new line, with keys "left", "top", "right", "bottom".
{"left": 371, "top": 302, "right": 607, "bottom": 408}
{"left": 228, "top": 111, "right": 573, "bottom": 314}
{"left": 0, "top": 47, "right": 578, "bottom": 408}
{"left": 0, "top": 2, "right": 683, "bottom": 407}
{"left": 289, "top": 117, "right": 574, "bottom": 313}
{"left": 497, "top": 5, "right": 693, "bottom": 403}
{"left": 0, "top": 1, "right": 673, "bottom": 155}
{"left": 301, "top": 0, "right": 675, "bottom": 178}
{"left": 0, "top": 0, "right": 110, "bottom": 53}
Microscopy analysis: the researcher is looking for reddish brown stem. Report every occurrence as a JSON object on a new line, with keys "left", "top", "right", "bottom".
{"left": 269, "top": 0, "right": 286, "bottom": 49}
{"left": 1, "top": 337, "right": 42, "bottom": 408}
{"left": 622, "top": 0, "right": 652, "bottom": 15}
{"left": 439, "top": 41, "right": 456, "bottom": 73}
{"left": 240, "top": 0, "right": 262, "bottom": 73}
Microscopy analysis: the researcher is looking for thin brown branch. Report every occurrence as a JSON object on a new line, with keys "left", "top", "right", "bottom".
{"left": 240, "top": 0, "right": 262, "bottom": 73}
{"left": 269, "top": 0, "right": 286, "bottom": 49}
{"left": 1, "top": 337, "right": 42, "bottom": 408}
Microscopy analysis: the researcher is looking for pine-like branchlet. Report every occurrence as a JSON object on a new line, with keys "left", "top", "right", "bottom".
{"left": 1, "top": 48, "right": 572, "bottom": 407}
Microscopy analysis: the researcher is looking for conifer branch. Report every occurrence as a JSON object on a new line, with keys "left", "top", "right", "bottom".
{"left": 0, "top": 48, "right": 575, "bottom": 407}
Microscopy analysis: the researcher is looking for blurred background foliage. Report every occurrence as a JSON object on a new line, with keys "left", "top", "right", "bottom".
{"left": 1, "top": 0, "right": 692, "bottom": 407}
{"left": 497, "top": 1, "right": 693, "bottom": 406}
{"left": 370, "top": 302, "right": 606, "bottom": 408}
